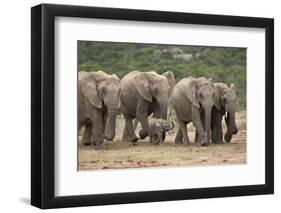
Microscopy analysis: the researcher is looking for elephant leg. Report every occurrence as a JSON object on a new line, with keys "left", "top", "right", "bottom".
{"left": 122, "top": 116, "right": 138, "bottom": 142}
{"left": 136, "top": 99, "right": 149, "bottom": 139}
{"left": 175, "top": 128, "right": 183, "bottom": 144}
{"left": 211, "top": 109, "right": 224, "bottom": 144}
{"left": 178, "top": 120, "right": 190, "bottom": 145}
{"left": 82, "top": 122, "right": 92, "bottom": 146}
{"left": 194, "top": 130, "right": 199, "bottom": 143}
{"left": 122, "top": 122, "right": 131, "bottom": 142}
{"left": 120, "top": 104, "right": 138, "bottom": 142}
{"left": 150, "top": 134, "right": 158, "bottom": 145}
{"left": 157, "top": 130, "right": 164, "bottom": 144}
{"left": 133, "top": 118, "right": 139, "bottom": 131}
{"left": 87, "top": 105, "right": 106, "bottom": 149}
{"left": 194, "top": 111, "right": 205, "bottom": 143}
{"left": 191, "top": 106, "right": 207, "bottom": 145}
{"left": 149, "top": 134, "right": 153, "bottom": 143}
{"left": 174, "top": 111, "right": 183, "bottom": 144}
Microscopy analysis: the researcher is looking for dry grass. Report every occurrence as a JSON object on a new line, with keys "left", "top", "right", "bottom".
{"left": 78, "top": 111, "right": 246, "bottom": 170}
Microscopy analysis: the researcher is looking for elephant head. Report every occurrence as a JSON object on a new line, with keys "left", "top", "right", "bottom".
{"left": 79, "top": 71, "right": 121, "bottom": 141}
{"left": 135, "top": 71, "right": 170, "bottom": 120}
{"left": 214, "top": 83, "right": 238, "bottom": 142}
{"left": 186, "top": 77, "right": 221, "bottom": 145}
{"left": 159, "top": 119, "right": 174, "bottom": 131}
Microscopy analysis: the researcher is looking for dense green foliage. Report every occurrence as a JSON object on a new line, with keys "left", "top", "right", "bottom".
{"left": 78, "top": 41, "right": 246, "bottom": 109}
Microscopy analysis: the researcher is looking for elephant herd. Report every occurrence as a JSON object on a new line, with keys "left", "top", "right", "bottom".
{"left": 78, "top": 70, "right": 238, "bottom": 149}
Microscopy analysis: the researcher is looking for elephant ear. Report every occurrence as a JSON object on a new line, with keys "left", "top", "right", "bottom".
{"left": 185, "top": 79, "right": 200, "bottom": 108}
{"left": 162, "top": 71, "right": 176, "bottom": 89}
{"left": 78, "top": 71, "right": 88, "bottom": 81}
{"left": 135, "top": 72, "right": 152, "bottom": 103}
{"left": 80, "top": 73, "right": 103, "bottom": 108}
{"left": 111, "top": 73, "right": 120, "bottom": 81}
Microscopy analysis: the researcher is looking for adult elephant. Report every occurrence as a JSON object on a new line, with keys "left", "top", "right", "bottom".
{"left": 78, "top": 71, "right": 121, "bottom": 149}
{"left": 121, "top": 71, "right": 170, "bottom": 142}
{"left": 171, "top": 77, "right": 220, "bottom": 146}
{"left": 211, "top": 83, "right": 238, "bottom": 143}
{"left": 132, "top": 70, "right": 176, "bottom": 130}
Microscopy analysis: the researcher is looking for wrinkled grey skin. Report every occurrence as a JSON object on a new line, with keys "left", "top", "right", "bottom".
{"left": 211, "top": 83, "right": 238, "bottom": 143}
{"left": 162, "top": 71, "right": 177, "bottom": 93}
{"left": 78, "top": 71, "right": 121, "bottom": 149}
{"left": 148, "top": 118, "right": 174, "bottom": 145}
{"left": 120, "top": 71, "right": 171, "bottom": 142}
{"left": 171, "top": 77, "right": 220, "bottom": 146}
{"left": 132, "top": 71, "right": 176, "bottom": 130}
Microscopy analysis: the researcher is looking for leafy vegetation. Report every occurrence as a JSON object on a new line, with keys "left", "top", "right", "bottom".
{"left": 78, "top": 41, "right": 246, "bottom": 109}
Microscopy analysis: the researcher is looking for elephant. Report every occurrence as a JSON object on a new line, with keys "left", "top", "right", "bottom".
{"left": 78, "top": 71, "right": 121, "bottom": 149}
{"left": 120, "top": 71, "right": 171, "bottom": 142}
{"left": 132, "top": 71, "right": 176, "bottom": 130}
{"left": 194, "top": 82, "right": 238, "bottom": 144}
{"left": 148, "top": 118, "right": 174, "bottom": 145}
{"left": 170, "top": 77, "right": 220, "bottom": 146}
{"left": 211, "top": 83, "right": 238, "bottom": 143}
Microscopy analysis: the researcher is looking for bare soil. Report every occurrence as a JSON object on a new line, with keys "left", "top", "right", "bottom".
{"left": 78, "top": 111, "right": 246, "bottom": 170}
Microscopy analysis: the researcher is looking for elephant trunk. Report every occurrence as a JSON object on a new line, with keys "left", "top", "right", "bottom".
{"left": 104, "top": 111, "right": 117, "bottom": 141}
{"left": 157, "top": 97, "right": 168, "bottom": 141}
{"left": 224, "top": 112, "right": 238, "bottom": 142}
{"left": 103, "top": 97, "right": 119, "bottom": 141}
{"left": 158, "top": 96, "right": 168, "bottom": 120}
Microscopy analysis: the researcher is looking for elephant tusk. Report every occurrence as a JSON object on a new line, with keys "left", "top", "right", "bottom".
{"left": 235, "top": 112, "right": 239, "bottom": 119}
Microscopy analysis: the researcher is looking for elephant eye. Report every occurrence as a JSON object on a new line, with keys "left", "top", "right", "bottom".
{"left": 99, "top": 87, "right": 106, "bottom": 96}
{"left": 153, "top": 87, "right": 158, "bottom": 93}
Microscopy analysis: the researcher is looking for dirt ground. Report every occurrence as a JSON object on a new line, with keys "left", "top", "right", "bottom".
{"left": 78, "top": 112, "right": 246, "bottom": 171}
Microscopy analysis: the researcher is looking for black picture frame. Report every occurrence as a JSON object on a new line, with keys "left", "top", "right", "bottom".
{"left": 31, "top": 3, "right": 274, "bottom": 209}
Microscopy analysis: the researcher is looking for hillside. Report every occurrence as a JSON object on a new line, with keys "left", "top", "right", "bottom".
{"left": 78, "top": 41, "right": 246, "bottom": 109}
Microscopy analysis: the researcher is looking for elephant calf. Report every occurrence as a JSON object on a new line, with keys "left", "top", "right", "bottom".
{"left": 148, "top": 118, "right": 174, "bottom": 145}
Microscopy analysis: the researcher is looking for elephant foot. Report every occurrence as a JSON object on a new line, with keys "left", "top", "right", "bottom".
{"left": 152, "top": 141, "right": 160, "bottom": 145}
{"left": 94, "top": 144, "right": 108, "bottom": 150}
{"left": 175, "top": 132, "right": 183, "bottom": 144}
{"left": 224, "top": 132, "right": 232, "bottom": 143}
{"left": 122, "top": 133, "right": 138, "bottom": 142}
{"left": 175, "top": 138, "right": 183, "bottom": 144}
{"left": 211, "top": 138, "right": 224, "bottom": 144}
{"left": 198, "top": 135, "right": 209, "bottom": 146}
{"left": 83, "top": 142, "right": 91, "bottom": 146}
{"left": 130, "top": 136, "right": 139, "bottom": 143}
{"left": 139, "top": 129, "right": 148, "bottom": 139}
{"left": 216, "top": 140, "right": 225, "bottom": 144}
{"left": 183, "top": 138, "right": 190, "bottom": 145}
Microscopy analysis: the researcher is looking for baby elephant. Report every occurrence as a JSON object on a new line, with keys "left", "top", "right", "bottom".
{"left": 148, "top": 118, "right": 174, "bottom": 145}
